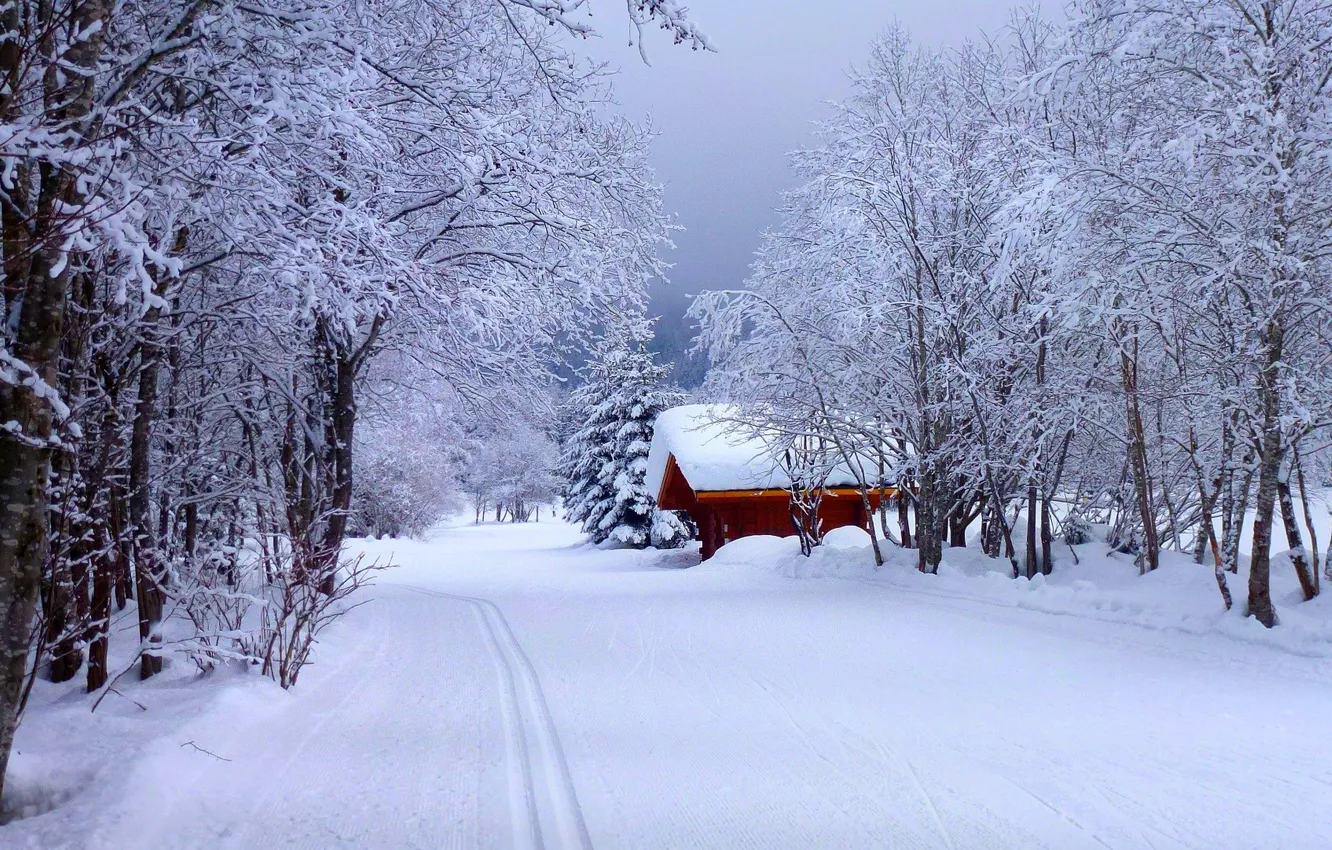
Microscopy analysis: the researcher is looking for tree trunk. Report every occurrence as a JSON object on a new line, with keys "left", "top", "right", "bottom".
{"left": 42, "top": 547, "right": 79, "bottom": 683}
{"left": 42, "top": 453, "right": 81, "bottom": 683}
{"left": 86, "top": 520, "right": 113, "bottom": 693}
{"left": 897, "top": 488, "right": 912, "bottom": 549}
{"left": 1195, "top": 462, "right": 1231, "bottom": 610}
{"left": 316, "top": 348, "right": 356, "bottom": 594}
{"left": 1292, "top": 447, "right": 1322, "bottom": 595}
{"left": 1025, "top": 481, "right": 1038, "bottom": 579}
{"left": 109, "top": 486, "right": 132, "bottom": 608}
{"left": 1247, "top": 320, "right": 1284, "bottom": 628}
{"left": 0, "top": 237, "right": 69, "bottom": 808}
{"left": 949, "top": 509, "right": 968, "bottom": 547}
{"left": 1040, "top": 494, "right": 1054, "bottom": 576}
{"left": 0, "top": 238, "right": 67, "bottom": 809}
{"left": 0, "top": 0, "right": 112, "bottom": 797}
{"left": 980, "top": 495, "right": 1002, "bottom": 558}
{"left": 1219, "top": 408, "right": 1252, "bottom": 576}
{"left": 857, "top": 486, "right": 884, "bottom": 567}
{"left": 130, "top": 302, "right": 165, "bottom": 679}
{"left": 1277, "top": 470, "right": 1316, "bottom": 601}
{"left": 1118, "top": 343, "right": 1161, "bottom": 572}
{"left": 916, "top": 468, "right": 942, "bottom": 574}
{"left": 1121, "top": 338, "right": 1160, "bottom": 574}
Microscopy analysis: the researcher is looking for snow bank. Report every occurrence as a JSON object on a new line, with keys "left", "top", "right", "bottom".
{"left": 2, "top": 646, "right": 277, "bottom": 841}
{"left": 644, "top": 405, "right": 869, "bottom": 498}
{"left": 704, "top": 533, "right": 800, "bottom": 568}
{"left": 704, "top": 533, "right": 1332, "bottom": 657}
{"left": 821, "top": 525, "right": 872, "bottom": 549}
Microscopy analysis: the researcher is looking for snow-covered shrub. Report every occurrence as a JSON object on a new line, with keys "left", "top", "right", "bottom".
{"left": 1063, "top": 513, "right": 1095, "bottom": 546}
{"left": 259, "top": 553, "right": 386, "bottom": 689}
{"left": 650, "top": 510, "right": 696, "bottom": 550}
{"left": 352, "top": 406, "right": 462, "bottom": 539}
{"left": 172, "top": 534, "right": 387, "bottom": 690}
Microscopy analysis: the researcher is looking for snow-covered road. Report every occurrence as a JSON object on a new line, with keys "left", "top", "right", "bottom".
{"left": 9, "top": 519, "right": 1332, "bottom": 848}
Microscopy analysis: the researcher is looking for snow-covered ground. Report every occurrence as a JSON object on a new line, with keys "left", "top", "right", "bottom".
{"left": 6, "top": 518, "right": 1332, "bottom": 848}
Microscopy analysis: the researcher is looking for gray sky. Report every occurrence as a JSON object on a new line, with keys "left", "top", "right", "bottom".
{"left": 577, "top": 1, "right": 1057, "bottom": 384}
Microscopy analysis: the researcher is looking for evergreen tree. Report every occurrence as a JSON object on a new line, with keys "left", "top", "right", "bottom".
{"left": 558, "top": 332, "right": 694, "bottom": 548}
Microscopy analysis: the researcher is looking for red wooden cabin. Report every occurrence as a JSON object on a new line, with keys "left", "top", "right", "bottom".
{"left": 646, "top": 406, "right": 895, "bottom": 560}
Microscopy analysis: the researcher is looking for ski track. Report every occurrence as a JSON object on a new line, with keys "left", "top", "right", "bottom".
{"left": 397, "top": 584, "right": 592, "bottom": 850}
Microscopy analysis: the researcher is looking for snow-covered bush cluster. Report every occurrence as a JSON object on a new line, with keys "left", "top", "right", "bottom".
{"left": 351, "top": 376, "right": 466, "bottom": 539}
{"left": 1062, "top": 514, "right": 1095, "bottom": 548}
{"left": 693, "top": 1, "right": 1332, "bottom": 629}
{"left": 0, "top": 0, "right": 707, "bottom": 800}
{"left": 461, "top": 421, "right": 562, "bottom": 524}
{"left": 559, "top": 328, "right": 694, "bottom": 549}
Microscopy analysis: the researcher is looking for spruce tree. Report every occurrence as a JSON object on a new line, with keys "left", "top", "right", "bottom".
{"left": 558, "top": 332, "right": 693, "bottom": 548}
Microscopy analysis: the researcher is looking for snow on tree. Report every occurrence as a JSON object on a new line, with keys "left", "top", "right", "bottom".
{"left": 462, "top": 421, "right": 562, "bottom": 524}
{"left": 559, "top": 330, "right": 692, "bottom": 548}
{"left": 0, "top": 0, "right": 709, "bottom": 799}
{"left": 693, "top": 4, "right": 1332, "bottom": 623}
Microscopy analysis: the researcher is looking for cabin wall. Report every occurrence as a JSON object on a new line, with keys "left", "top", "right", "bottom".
{"left": 694, "top": 496, "right": 873, "bottom": 560}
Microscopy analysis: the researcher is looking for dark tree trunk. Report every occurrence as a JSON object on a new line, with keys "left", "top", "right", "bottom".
{"left": 1247, "top": 320, "right": 1284, "bottom": 628}
{"left": 916, "top": 466, "right": 942, "bottom": 574}
{"left": 43, "top": 549, "right": 81, "bottom": 683}
{"left": 0, "top": 233, "right": 69, "bottom": 806}
{"left": 980, "top": 495, "right": 1002, "bottom": 558}
{"left": 949, "top": 510, "right": 968, "bottom": 547}
{"left": 1121, "top": 338, "right": 1160, "bottom": 574}
{"left": 0, "top": 0, "right": 112, "bottom": 796}
{"left": 1292, "top": 448, "right": 1323, "bottom": 595}
{"left": 130, "top": 302, "right": 165, "bottom": 679}
{"left": 183, "top": 501, "right": 198, "bottom": 559}
{"left": 110, "top": 487, "right": 132, "bottom": 609}
{"left": 1277, "top": 471, "right": 1316, "bottom": 601}
{"left": 897, "top": 489, "right": 912, "bottom": 549}
{"left": 317, "top": 349, "right": 356, "bottom": 594}
{"left": 0, "top": 238, "right": 68, "bottom": 805}
{"left": 86, "top": 518, "right": 113, "bottom": 692}
{"left": 1196, "top": 469, "right": 1232, "bottom": 610}
{"left": 1025, "top": 482, "right": 1038, "bottom": 579}
{"left": 1040, "top": 494, "right": 1054, "bottom": 576}
{"left": 42, "top": 457, "right": 81, "bottom": 683}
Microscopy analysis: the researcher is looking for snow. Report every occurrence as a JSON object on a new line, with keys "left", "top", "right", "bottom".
{"left": 644, "top": 404, "right": 867, "bottom": 497}
{"left": 6, "top": 518, "right": 1332, "bottom": 848}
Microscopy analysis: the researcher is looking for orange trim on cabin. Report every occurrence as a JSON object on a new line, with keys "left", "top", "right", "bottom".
{"left": 694, "top": 487, "right": 898, "bottom": 501}
{"left": 656, "top": 454, "right": 698, "bottom": 511}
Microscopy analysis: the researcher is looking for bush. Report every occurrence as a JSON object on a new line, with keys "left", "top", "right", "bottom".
{"left": 1063, "top": 512, "right": 1095, "bottom": 546}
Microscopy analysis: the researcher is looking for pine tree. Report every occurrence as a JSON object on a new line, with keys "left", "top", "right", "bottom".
{"left": 558, "top": 332, "right": 693, "bottom": 548}
{"left": 558, "top": 371, "right": 619, "bottom": 532}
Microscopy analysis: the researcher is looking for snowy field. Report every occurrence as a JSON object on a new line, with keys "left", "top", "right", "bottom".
{"left": 5, "top": 518, "right": 1332, "bottom": 849}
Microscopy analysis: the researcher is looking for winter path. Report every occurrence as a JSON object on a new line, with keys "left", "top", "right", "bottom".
{"left": 6, "top": 519, "right": 1332, "bottom": 848}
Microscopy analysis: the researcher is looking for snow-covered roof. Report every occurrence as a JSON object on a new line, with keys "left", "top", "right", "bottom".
{"left": 645, "top": 405, "right": 868, "bottom": 498}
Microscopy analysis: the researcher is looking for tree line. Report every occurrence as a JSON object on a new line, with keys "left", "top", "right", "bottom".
{"left": 694, "top": 0, "right": 1332, "bottom": 627}
{"left": 0, "top": 0, "right": 707, "bottom": 801}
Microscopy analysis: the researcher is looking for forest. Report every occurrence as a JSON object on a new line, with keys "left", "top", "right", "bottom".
{"left": 0, "top": 0, "right": 706, "bottom": 803}
{"left": 694, "top": 1, "right": 1332, "bottom": 627}
{"left": 3, "top": 0, "right": 1332, "bottom": 828}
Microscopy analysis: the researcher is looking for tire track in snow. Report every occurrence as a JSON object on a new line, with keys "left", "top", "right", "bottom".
{"left": 397, "top": 583, "right": 592, "bottom": 850}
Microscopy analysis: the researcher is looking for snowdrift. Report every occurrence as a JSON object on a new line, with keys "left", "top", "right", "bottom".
{"left": 700, "top": 531, "right": 1332, "bottom": 657}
